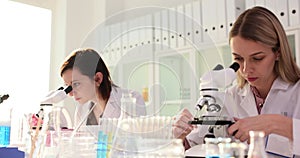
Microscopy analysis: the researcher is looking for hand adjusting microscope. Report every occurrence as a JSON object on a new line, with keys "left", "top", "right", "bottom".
{"left": 189, "top": 62, "right": 239, "bottom": 138}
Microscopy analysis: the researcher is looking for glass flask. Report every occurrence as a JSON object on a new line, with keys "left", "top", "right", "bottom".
{"left": 204, "top": 137, "right": 231, "bottom": 158}
{"left": 247, "top": 131, "right": 268, "bottom": 158}
{"left": 110, "top": 92, "right": 138, "bottom": 157}
{"left": 218, "top": 141, "right": 247, "bottom": 158}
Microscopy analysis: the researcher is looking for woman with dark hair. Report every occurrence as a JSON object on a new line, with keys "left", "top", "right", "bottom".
{"left": 60, "top": 48, "right": 146, "bottom": 126}
{"left": 173, "top": 6, "right": 300, "bottom": 157}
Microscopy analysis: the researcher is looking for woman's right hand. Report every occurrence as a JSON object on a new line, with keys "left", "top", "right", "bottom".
{"left": 172, "top": 108, "right": 194, "bottom": 140}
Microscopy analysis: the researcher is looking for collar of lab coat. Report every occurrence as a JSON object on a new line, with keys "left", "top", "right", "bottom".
{"left": 237, "top": 77, "right": 289, "bottom": 116}
{"left": 269, "top": 77, "right": 289, "bottom": 91}
{"left": 238, "top": 85, "right": 258, "bottom": 116}
{"left": 102, "top": 86, "right": 122, "bottom": 118}
{"left": 237, "top": 77, "right": 289, "bottom": 97}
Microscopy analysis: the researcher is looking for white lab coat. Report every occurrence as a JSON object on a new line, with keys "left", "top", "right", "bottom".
{"left": 102, "top": 86, "right": 146, "bottom": 118}
{"left": 186, "top": 77, "right": 300, "bottom": 157}
{"left": 74, "top": 86, "right": 146, "bottom": 127}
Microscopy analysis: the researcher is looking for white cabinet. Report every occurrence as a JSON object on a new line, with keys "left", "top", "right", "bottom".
{"left": 155, "top": 48, "right": 198, "bottom": 115}
{"left": 286, "top": 28, "right": 300, "bottom": 67}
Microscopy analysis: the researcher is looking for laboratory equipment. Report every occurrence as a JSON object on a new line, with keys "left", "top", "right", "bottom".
{"left": 110, "top": 92, "right": 139, "bottom": 157}
{"left": 185, "top": 138, "right": 246, "bottom": 158}
{"left": 37, "top": 85, "right": 72, "bottom": 128}
{"left": 0, "top": 103, "right": 11, "bottom": 147}
{"left": 40, "top": 85, "right": 72, "bottom": 104}
{"left": 0, "top": 94, "right": 10, "bottom": 147}
{"left": 28, "top": 86, "right": 72, "bottom": 158}
{"left": 36, "top": 85, "right": 72, "bottom": 133}
{"left": 78, "top": 114, "right": 181, "bottom": 157}
{"left": 189, "top": 62, "right": 239, "bottom": 138}
{"left": 205, "top": 137, "right": 231, "bottom": 158}
{"left": 109, "top": 92, "right": 183, "bottom": 157}
{"left": 218, "top": 140, "right": 247, "bottom": 158}
{"left": 0, "top": 94, "right": 9, "bottom": 104}
{"left": 97, "top": 131, "right": 108, "bottom": 158}
{"left": 247, "top": 131, "right": 268, "bottom": 158}
{"left": 58, "top": 131, "right": 97, "bottom": 158}
{"left": 108, "top": 115, "right": 183, "bottom": 157}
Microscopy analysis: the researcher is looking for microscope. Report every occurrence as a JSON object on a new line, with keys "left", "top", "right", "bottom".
{"left": 32, "top": 86, "right": 72, "bottom": 129}
{"left": 40, "top": 85, "right": 72, "bottom": 105}
{"left": 0, "top": 94, "right": 9, "bottom": 104}
{"left": 189, "top": 62, "right": 239, "bottom": 138}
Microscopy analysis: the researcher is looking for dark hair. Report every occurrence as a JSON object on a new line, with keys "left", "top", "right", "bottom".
{"left": 60, "top": 48, "right": 114, "bottom": 100}
{"left": 229, "top": 6, "right": 300, "bottom": 87}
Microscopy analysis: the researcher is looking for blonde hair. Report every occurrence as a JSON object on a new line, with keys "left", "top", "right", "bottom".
{"left": 229, "top": 6, "right": 300, "bottom": 88}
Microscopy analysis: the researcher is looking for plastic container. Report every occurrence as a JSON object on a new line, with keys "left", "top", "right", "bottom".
{"left": 0, "top": 105, "right": 11, "bottom": 147}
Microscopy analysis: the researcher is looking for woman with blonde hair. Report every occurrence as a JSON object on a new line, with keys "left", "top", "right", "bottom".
{"left": 173, "top": 6, "right": 300, "bottom": 157}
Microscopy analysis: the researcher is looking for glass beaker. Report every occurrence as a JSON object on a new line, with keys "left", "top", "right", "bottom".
{"left": 247, "top": 131, "right": 268, "bottom": 158}
{"left": 110, "top": 92, "right": 139, "bottom": 157}
{"left": 218, "top": 141, "right": 247, "bottom": 158}
{"left": 59, "top": 131, "right": 97, "bottom": 158}
{"left": 205, "top": 137, "right": 231, "bottom": 158}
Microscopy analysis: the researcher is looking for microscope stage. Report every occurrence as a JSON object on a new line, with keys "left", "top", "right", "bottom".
{"left": 188, "top": 116, "right": 233, "bottom": 125}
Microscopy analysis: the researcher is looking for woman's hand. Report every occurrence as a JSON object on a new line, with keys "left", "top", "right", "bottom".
{"left": 227, "top": 114, "right": 293, "bottom": 143}
{"left": 172, "top": 108, "right": 195, "bottom": 140}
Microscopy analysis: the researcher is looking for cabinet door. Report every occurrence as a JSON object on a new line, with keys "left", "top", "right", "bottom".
{"left": 287, "top": 30, "right": 300, "bottom": 66}
{"left": 111, "top": 54, "right": 155, "bottom": 113}
{"left": 156, "top": 50, "right": 197, "bottom": 116}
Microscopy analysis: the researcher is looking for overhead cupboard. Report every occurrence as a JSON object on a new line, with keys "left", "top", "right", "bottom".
{"left": 82, "top": 0, "right": 300, "bottom": 116}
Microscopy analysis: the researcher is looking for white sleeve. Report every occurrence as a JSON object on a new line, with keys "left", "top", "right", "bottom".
{"left": 293, "top": 118, "right": 300, "bottom": 155}
{"left": 186, "top": 125, "right": 209, "bottom": 147}
{"left": 73, "top": 102, "right": 91, "bottom": 128}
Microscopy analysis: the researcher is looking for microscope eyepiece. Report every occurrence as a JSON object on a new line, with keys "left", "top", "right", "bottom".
{"left": 64, "top": 85, "right": 72, "bottom": 94}
{"left": 213, "top": 64, "right": 224, "bottom": 70}
{"left": 229, "top": 62, "right": 240, "bottom": 72}
{"left": 0, "top": 94, "right": 9, "bottom": 104}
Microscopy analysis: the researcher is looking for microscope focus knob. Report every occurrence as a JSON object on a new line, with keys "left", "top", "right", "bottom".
{"left": 207, "top": 103, "right": 221, "bottom": 112}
